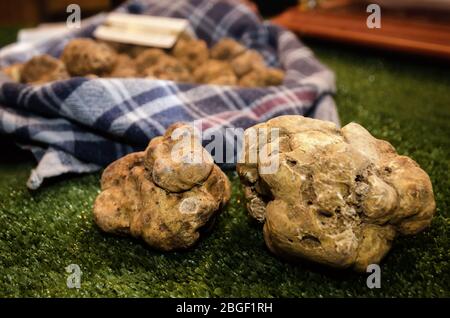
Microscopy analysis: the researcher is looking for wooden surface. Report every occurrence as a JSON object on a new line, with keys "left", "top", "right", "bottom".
{"left": 272, "top": 1, "right": 450, "bottom": 60}
{"left": 0, "top": 0, "right": 122, "bottom": 26}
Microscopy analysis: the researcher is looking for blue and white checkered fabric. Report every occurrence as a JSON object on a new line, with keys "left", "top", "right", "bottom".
{"left": 0, "top": 0, "right": 338, "bottom": 189}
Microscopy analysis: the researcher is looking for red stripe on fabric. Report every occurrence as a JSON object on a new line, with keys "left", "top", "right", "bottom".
{"left": 252, "top": 89, "right": 316, "bottom": 117}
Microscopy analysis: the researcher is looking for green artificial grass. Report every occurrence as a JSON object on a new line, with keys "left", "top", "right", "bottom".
{"left": 0, "top": 33, "right": 449, "bottom": 297}
{"left": 0, "top": 28, "right": 21, "bottom": 49}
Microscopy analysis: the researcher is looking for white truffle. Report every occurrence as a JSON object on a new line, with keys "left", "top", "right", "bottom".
{"left": 237, "top": 115, "right": 436, "bottom": 271}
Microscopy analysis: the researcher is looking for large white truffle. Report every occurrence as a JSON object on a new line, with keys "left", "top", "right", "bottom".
{"left": 237, "top": 115, "right": 436, "bottom": 271}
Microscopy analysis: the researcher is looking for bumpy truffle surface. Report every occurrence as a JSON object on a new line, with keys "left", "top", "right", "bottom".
{"left": 237, "top": 115, "right": 436, "bottom": 271}
{"left": 230, "top": 50, "right": 265, "bottom": 77}
{"left": 264, "top": 68, "right": 285, "bottom": 86}
{"left": 20, "top": 54, "right": 69, "bottom": 84}
{"left": 142, "top": 55, "right": 191, "bottom": 82}
{"left": 207, "top": 74, "right": 238, "bottom": 86}
{"left": 108, "top": 54, "right": 138, "bottom": 78}
{"left": 61, "top": 38, "right": 117, "bottom": 76}
{"left": 93, "top": 123, "right": 231, "bottom": 251}
{"left": 7, "top": 35, "right": 285, "bottom": 87}
{"left": 239, "top": 66, "right": 284, "bottom": 87}
{"left": 172, "top": 37, "right": 209, "bottom": 71}
{"left": 101, "top": 41, "right": 147, "bottom": 58}
{"left": 135, "top": 48, "right": 167, "bottom": 72}
{"left": 210, "top": 38, "right": 246, "bottom": 60}
{"left": 193, "top": 60, "right": 236, "bottom": 84}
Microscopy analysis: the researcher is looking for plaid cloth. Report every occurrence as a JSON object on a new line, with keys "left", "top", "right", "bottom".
{"left": 0, "top": 0, "right": 338, "bottom": 189}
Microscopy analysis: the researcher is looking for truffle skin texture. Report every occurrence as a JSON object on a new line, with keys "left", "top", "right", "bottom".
{"left": 101, "top": 41, "right": 147, "bottom": 58}
{"left": 93, "top": 122, "right": 231, "bottom": 251}
{"left": 207, "top": 74, "right": 238, "bottom": 86}
{"left": 107, "top": 54, "right": 138, "bottom": 78}
{"left": 135, "top": 48, "right": 167, "bottom": 73}
{"left": 2, "top": 63, "right": 24, "bottom": 82}
{"left": 193, "top": 60, "right": 236, "bottom": 84}
{"left": 20, "top": 55, "right": 69, "bottom": 84}
{"left": 230, "top": 50, "right": 265, "bottom": 77}
{"left": 239, "top": 67, "right": 285, "bottom": 87}
{"left": 61, "top": 38, "right": 117, "bottom": 76}
{"left": 210, "top": 38, "right": 246, "bottom": 60}
{"left": 172, "top": 37, "right": 209, "bottom": 71}
{"left": 142, "top": 55, "right": 191, "bottom": 82}
{"left": 264, "top": 68, "right": 285, "bottom": 86}
{"left": 237, "top": 115, "right": 436, "bottom": 271}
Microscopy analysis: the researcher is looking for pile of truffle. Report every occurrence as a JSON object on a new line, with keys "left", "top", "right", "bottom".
{"left": 2, "top": 35, "right": 284, "bottom": 87}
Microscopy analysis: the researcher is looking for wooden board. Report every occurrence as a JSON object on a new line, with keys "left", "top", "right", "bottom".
{"left": 271, "top": 1, "right": 450, "bottom": 60}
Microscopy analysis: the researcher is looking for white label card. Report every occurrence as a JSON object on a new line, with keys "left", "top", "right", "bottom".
{"left": 94, "top": 13, "right": 189, "bottom": 48}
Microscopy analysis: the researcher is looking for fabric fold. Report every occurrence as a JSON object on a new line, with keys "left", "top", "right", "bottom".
{"left": 0, "top": 0, "right": 339, "bottom": 188}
